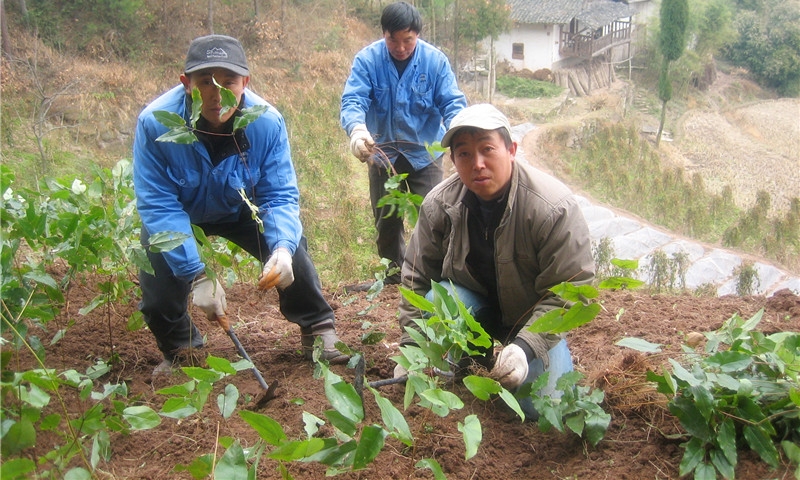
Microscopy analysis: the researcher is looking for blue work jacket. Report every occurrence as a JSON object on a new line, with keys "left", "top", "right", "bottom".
{"left": 340, "top": 38, "right": 466, "bottom": 170}
{"left": 133, "top": 85, "right": 301, "bottom": 281}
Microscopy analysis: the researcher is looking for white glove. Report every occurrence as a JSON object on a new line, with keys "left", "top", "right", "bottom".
{"left": 490, "top": 344, "right": 529, "bottom": 389}
{"left": 192, "top": 275, "right": 227, "bottom": 323}
{"left": 258, "top": 247, "right": 294, "bottom": 290}
{"left": 349, "top": 124, "right": 375, "bottom": 162}
{"left": 393, "top": 363, "right": 408, "bottom": 379}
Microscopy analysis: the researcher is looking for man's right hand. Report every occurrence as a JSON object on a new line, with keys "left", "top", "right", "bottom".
{"left": 191, "top": 275, "right": 227, "bottom": 324}
{"left": 349, "top": 124, "right": 375, "bottom": 162}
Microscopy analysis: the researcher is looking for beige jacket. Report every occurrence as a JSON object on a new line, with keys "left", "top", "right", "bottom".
{"left": 398, "top": 160, "right": 595, "bottom": 366}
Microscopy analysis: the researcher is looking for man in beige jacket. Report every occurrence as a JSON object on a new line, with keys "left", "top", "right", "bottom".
{"left": 395, "top": 104, "right": 595, "bottom": 418}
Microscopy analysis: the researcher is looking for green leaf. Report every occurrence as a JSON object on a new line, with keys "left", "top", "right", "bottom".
{"left": 360, "top": 331, "right": 386, "bottom": 345}
{"left": 669, "top": 396, "right": 712, "bottom": 442}
{"left": 705, "top": 351, "right": 753, "bottom": 373}
{"left": 156, "top": 125, "right": 198, "bottom": 144}
{"left": 694, "top": 461, "right": 717, "bottom": 480}
{"left": 616, "top": 337, "right": 663, "bottom": 353}
{"left": 548, "top": 281, "right": 599, "bottom": 302}
{"left": 688, "top": 385, "right": 715, "bottom": 422}
{"left": 173, "top": 454, "right": 213, "bottom": 479}
{"left": 206, "top": 355, "right": 237, "bottom": 375}
{"left": 583, "top": 408, "right": 611, "bottom": 447}
{"left": 781, "top": 440, "right": 800, "bottom": 464}
{"left": 418, "top": 388, "right": 464, "bottom": 416}
{"left": 146, "top": 231, "right": 192, "bottom": 253}
{"left": 91, "top": 430, "right": 111, "bottom": 468}
{"left": 710, "top": 447, "right": 735, "bottom": 480}
{"left": 717, "top": 418, "right": 738, "bottom": 467}
{"left": 353, "top": 425, "right": 387, "bottom": 470}
{"left": 0, "top": 458, "right": 36, "bottom": 480}
{"left": 233, "top": 105, "right": 270, "bottom": 131}
{"left": 268, "top": 438, "right": 327, "bottom": 461}
{"left": 324, "top": 409, "right": 358, "bottom": 437}
{"left": 153, "top": 110, "right": 187, "bottom": 128}
{"left": 597, "top": 276, "right": 645, "bottom": 290}
{"left": 324, "top": 380, "right": 364, "bottom": 424}
{"left": 303, "top": 412, "right": 324, "bottom": 438}
{"left": 217, "top": 383, "right": 239, "bottom": 419}
{"left": 416, "top": 458, "right": 447, "bottom": 480}
{"left": 742, "top": 425, "right": 780, "bottom": 468}
{"left": 63, "top": 468, "right": 92, "bottom": 480}
{"left": 0, "top": 419, "right": 36, "bottom": 456}
{"left": 122, "top": 405, "right": 161, "bottom": 430}
{"left": 156, "top": 380, "right": 195, "bottom": 396}
{"left": 370, "top": 388, "right": 413, "bottom": 446}
{"left": 239, "top": 410, "right": 287, "bottom": 446}
{"left": 458, "top": 414, "right": 482, "bottom": 460}
{"left": 610, "top": 258, "right": 639, "bottom": 270}
{"left": 528, "top": 302, "right": 601, "bottom": 334}
{"left": 214, "top": 441, "right": 249, "bottom": 480}
{"left": 181, "top": 366, "right": 223, "bottom": 382}
{"left": 497, "top": 388, "right": 525, "bottom": 421}
{"left": 462, "top": 375, "right": 501, "bottom": 400}
{"left": 678, "top": 437, "right": 705, "bottom": 477}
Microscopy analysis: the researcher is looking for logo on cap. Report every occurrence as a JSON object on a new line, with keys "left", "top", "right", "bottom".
{"left": 206, "top": 47, "right": 229, "bottom": 60}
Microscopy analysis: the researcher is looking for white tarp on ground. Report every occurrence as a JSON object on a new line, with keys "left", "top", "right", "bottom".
{"left": 514, "top": 124, "right": 799, "bottom": 296}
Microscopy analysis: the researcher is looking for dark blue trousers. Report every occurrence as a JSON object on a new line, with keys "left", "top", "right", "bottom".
{"left": 139, "top": 208, "right": 334, "bottom": 358}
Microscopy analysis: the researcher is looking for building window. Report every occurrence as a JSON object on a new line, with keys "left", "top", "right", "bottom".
{"left": 512, "top": 43, "right": 524, "bottom": 60}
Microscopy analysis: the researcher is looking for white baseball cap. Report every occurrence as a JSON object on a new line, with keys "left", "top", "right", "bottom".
{"left": 440, "top": 103, "right": 512, "bottom": 148}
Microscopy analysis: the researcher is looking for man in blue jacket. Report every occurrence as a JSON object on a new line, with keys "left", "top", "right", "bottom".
{"left": 133, "top": 34, "right": 348, "bottom": 375}
{"left": 340, "top": 1, "right": 466, "bottom": 290}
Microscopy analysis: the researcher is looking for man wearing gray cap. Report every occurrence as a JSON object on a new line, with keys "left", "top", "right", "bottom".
{"left": 133, "top": 34, "right": 348, "bottom": 375}
{"left": 395, "top": 103, "right": 595, "bottom": 418}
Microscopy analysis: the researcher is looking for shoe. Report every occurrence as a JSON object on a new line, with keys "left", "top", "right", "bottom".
{"left": 301, "top": 320, "right": 350, "bottom": 364}
{"left": 343, "top": 281, "right": 375, "bottom": 293}
{"left": 342, "top": 274, "right": 400, "bottom": 294}
{"left": 153, "top": 357, "right": 176, "bottom": 376}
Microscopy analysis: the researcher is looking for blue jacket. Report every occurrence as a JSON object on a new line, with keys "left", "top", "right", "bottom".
{"left": 340, "top": 38, "right": 466, "bottom": 170}
{"left": 133, "top": 85, "right": 301, "bottom": 281}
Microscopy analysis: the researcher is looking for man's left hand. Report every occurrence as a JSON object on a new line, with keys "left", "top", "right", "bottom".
{"left": 258, "top": 247, "right": 294, "bottom": 290}
{"left": 490, "top": 344, "right": 529, "bottom": 389}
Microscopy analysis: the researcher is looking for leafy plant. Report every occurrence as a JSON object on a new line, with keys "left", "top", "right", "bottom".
{"left": 624, "top": 310, "right": 800, "bottom": 479}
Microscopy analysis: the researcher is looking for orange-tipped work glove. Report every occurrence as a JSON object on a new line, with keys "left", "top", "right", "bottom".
{"left": 191, "top": 275, "right": 227, "bottom": 323}
{"left": 258, "top": 247, "right": 294, "bottom": 291}
{"left": 349, "top": 124, "right": 375, "bottom": 162}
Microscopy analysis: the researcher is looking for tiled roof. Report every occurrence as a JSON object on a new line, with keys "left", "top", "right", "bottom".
{"left": 576, "top": 2, "right": 634, "bottom": 29}
{"left": 508, "top": 0, "right": 633, "bottom": 26}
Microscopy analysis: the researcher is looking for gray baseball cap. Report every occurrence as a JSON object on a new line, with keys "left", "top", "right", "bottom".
{"left": 184, "top": 34, "right": 250, "bottom": 77}
{"left": 441, "top": 103, "right": 512, "bottom": 148}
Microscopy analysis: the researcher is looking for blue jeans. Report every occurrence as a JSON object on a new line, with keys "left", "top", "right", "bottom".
{"left": 426, "top": 282, "right": 574, "bottom": 420}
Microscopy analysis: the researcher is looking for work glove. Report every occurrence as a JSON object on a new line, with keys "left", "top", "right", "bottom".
{"left": 349, "top": 124, "right": 375, "bottom": 162}
{"left": 393, "top": 363, "right": 408, "bottom": 379}
{"left": 489, "top": 344, "right": 529, "bottom": 389}
{"left": 192, "top": 275, "right": 227, "bottom": 324}
{"left": 258, "top": 247, "right": 294, "bottom": 291}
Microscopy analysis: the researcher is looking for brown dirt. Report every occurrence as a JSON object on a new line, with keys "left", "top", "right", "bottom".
{"left": 9, "top": 273, "right": 800, "bottom": 479}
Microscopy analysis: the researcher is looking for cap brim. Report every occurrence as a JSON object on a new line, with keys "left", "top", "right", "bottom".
{"left": 185, "top": 62, "right": 250, "bottom": 77}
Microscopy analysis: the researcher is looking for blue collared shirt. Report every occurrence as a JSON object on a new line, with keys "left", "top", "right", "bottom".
{"left": 341, "top": 38, "right": 467, "bottom": 170}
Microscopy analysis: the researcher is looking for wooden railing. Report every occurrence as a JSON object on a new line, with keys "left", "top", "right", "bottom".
{"left": 559, "top": 20, "right": 631, "bottom": 59}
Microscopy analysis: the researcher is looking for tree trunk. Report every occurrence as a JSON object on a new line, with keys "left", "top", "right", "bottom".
{"left": 208, "top": 0, "right": 214, "bottom": 34}
{"left": 253, "top": 0, "right": 259, "bottom": 18}
{"left": 452, "top": 0, "right": 458, "bottom": 75}
{"left": 656, "top": 99, "right": 667, "bottom": 147}
{"left": 488, "top": 37, "right": 495, "bottom": 103}
{"left": 1, "top": 0, "right": 14, "bottom": 57}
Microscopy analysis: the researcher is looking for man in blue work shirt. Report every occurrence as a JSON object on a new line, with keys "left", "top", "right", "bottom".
{"left": 340, "top": 1, "right": 466, "bottom": 291}
{"left": 133, "top": 34, "right": 348, "bottom": 375}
